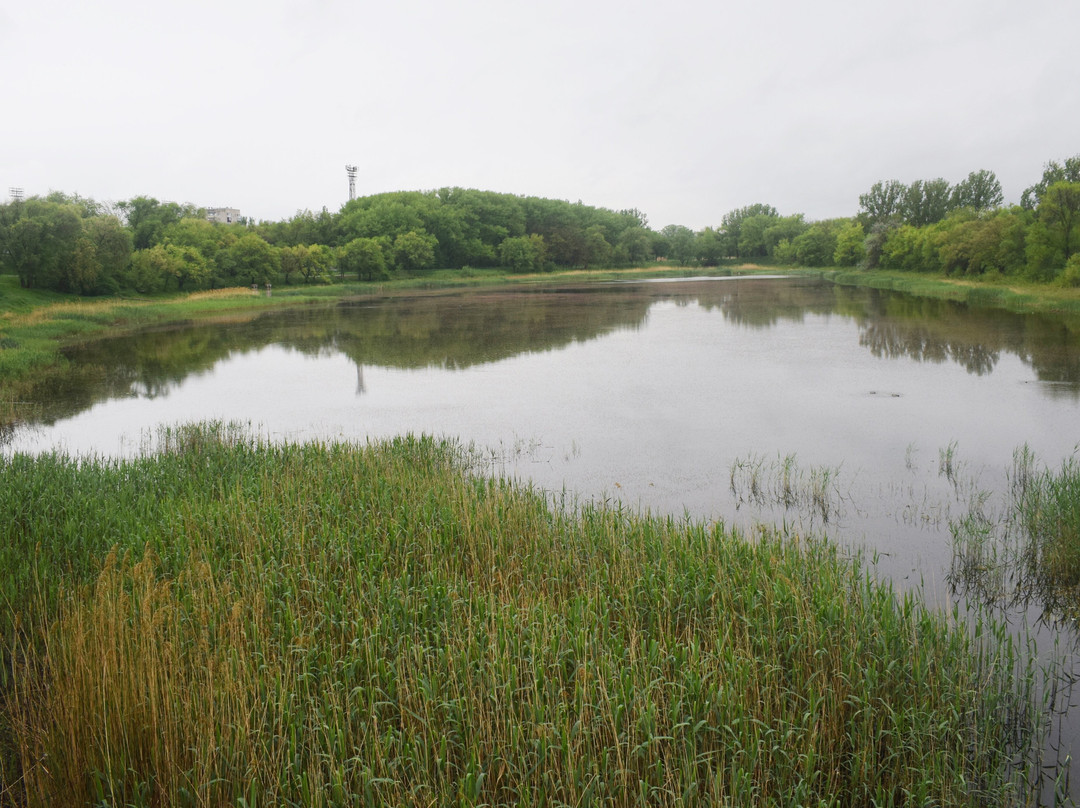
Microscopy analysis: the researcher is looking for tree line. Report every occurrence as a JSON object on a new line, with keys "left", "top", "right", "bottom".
{"left": 2, "top": 156, "right": 1078, "bottom": 295}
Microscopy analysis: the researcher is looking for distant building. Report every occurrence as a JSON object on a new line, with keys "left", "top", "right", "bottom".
{"left": 206, "top": 207, "right": 241, "bottom": 224}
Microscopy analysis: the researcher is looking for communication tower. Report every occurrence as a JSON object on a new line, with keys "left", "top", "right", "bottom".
{"left": 345, "top": 165, "right": 358, "bottom": 201}
{"left": 9, "top": 187, "right": 23, "bottom": 202}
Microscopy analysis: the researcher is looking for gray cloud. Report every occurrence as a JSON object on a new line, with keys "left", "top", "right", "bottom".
{"left": 2, "top": 0, "right": 1077, "bottom": 229}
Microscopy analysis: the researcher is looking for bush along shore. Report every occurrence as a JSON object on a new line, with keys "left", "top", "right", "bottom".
{"left": 0, "top": 425, "right": 1056, "bottom": 806}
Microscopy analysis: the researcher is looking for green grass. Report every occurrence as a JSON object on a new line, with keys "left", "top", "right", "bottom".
{"left": 0, "top": 426, "right": 1053, "bottom": 806}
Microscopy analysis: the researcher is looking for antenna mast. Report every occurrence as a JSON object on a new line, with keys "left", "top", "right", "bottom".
{"left": 345, "top": 165, "right": 358, "bottom": 201}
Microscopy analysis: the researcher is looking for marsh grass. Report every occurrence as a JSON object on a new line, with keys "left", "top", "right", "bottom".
{"left": 0, "top": 426, "right": 1057, "bottom": 806}
{"left": 950, "top": 447, "right": 1080, "bottom": 622}
{"left": 729, "top": 452, "right": 845, "bottom": 524}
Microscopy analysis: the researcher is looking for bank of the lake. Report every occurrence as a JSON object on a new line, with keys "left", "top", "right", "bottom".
{"left": 821, "top": 268, "right": 1080, "bottom": 321}
{"left": 0, "top": 428, "right": 1051, "bottom": 806}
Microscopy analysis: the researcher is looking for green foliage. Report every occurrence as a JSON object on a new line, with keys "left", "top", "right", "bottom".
{"left": 337, "top": 237, "right": 387, "bottom": 281}
{"left": 8, "top": 159, "right": 1079, "bottom": 299}
{"left": 719, "top": 204, "right": 778, "bottom": 259}
{"left": 498, "top": 234, "right": 546, "bottom": 273}
{"left": 582, "top": 224, "right": 613, "bottom": 268}
{"left": 280, "top": 243, "right": 334, "bottom": 285}
{"left": 693, "top": 227, "right": 726, "bottom": 265}
{"left": 124, "top": 244, "right": 209, "bottom": 293}
{"left": 1058, "top": 253, "right": 1080, "bottom": 288}
{"left": 259, "top": 207, "right": 336, "bottom": 247}
{"left": 832, "top": 220, "right": 866, "bottom": 267}
{"left": 880, "top": 224, "right": 930, "bottom": 272}
{"left": 787, "top": 219, "right": 839, "bottom": 267}
{"left": 659, "top": 224, "right": 696, "bottom": 265}
{"left": 218, "top": 233, "right": 281, "bottom": 287}
{"left": 616, "top": 225, "right": 653, "bottom": 265}
{"left": 81, "top": 216, "right": 133, "bottom": 294}
{"left": 735, "top": 214, "right": 774, "bottom": 259}
{"left": 902, "top": 178, "right": 953, "bottom": 226}
{"left": 763, "top": 214, "right": 808, "bottom": 259}
{"left": 858, "top": 180, "right": 906, "bottom": 224}
{"left": 392, "top": 230, "right": 437, "bottom": 272}
{"left": 1021, "top": 154, "right": 1080, "bottom": 209}
{"left": 0, "top": 199, "right": 82, "bottom": 290}
{"left": 951, "top": 169, "right": 1004, "bottom": 212}
{"left": 1037, "top": 181, "right": 1080, "bottom": 261}
{"left": 934, "top": 209, "right": 1029, "bottom": 276}
{"left": 117, "top": 196, "right": 200, "bottom": 250}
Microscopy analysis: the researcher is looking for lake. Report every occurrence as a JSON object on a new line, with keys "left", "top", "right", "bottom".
{"left": 6, "top": 274, "right": 1080, "bottom": 793}
{"left": 7, "top": 276, "right": 1079, "bottom": 583}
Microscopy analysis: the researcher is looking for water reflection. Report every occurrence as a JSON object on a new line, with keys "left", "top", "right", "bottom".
{"left": 7, "top": 278, "right": 1079, "bottom": 435}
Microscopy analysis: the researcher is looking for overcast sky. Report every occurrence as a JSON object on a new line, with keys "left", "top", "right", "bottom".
{"left": 2, "top": 0, "right": 1077, "bottom": 230}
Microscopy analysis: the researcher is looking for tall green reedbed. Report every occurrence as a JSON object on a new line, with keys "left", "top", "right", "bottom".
{"left": 0, "top": 426, "right": 1051, "bottom": 806}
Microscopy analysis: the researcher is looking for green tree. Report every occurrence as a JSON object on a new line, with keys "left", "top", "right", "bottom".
{"left": 737, "top": 215, "right": 778, "bottom": 259}
{"left": 950, "top": 170, "right": 1003, "bottom": 212}
{"left": 167, "top": 245, "right": 210, "bottom": 291}
{"left": 583, "top": 225, "right": 613, "bottom": 269}
{"left": 617, "top": 226, "right": 652, "bottom": 264}
{"left": 1021, "top": 155, "right": 1080, "bottom": 209}
{"left": 763, "top": 215, "right": 808, "bottom": 257}
{"left": 660, "top": 225, "right": 697, "bottom": 265}
{"left": 902, "top": 178, "right": 953, "bottom": 226}
{"left": 858, "top": 180, "right": 906, "bottom": 224}
{"left": 338, "top": 237, "right": 388, "bottom": 281}
{"left": 0, "top": 199, "right": 83, "bottom": 289}
{"left": 392, "top": 230, "right": 437, "bottom": 272}
{"left": 789, "top": 220, "right": 839, "bottom": 267}
{"left": 499, "top": 234, "right": 546, "bottom": 273}
{"left": 125, "top": 246, "right": 169, "bottom": 293}
{"left": 934, "top": 210, "right": 1028, "bottom": 276}
{"left": 219, "top": 233, "right": 280, "bottom": 287}
{"left": 164, "top": 217, "right": 233, "bottom": 259}
{"left": 832, "top": 221, "right": 865, "bottom": 267}
{"left": 118, "top": 196, "right": 200, "bottom": 250}
{"left": 720, "top": 204, "right": 778, "bottom": 258}
{"left": 1037, "top": 181, "right": 1080, "bottom": 261}
{"left": 279, "top": 244, "right": 307, "bottom": 285}
{"left": 694, "top": 227, "right": 725, "bottom": 265}
{"left": 82, "top": 216, "right": 133, "bottom": 293}
{"left": 304, "top": 244, "right": 333, "bottom": 283}
{"left": 260, "top": 207, "right": 336, "bottom": 247}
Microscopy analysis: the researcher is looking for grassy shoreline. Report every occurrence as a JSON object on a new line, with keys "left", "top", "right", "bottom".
{"left": 0, "top": 428, "right": 1050, "bottom": 806}
{"left": 821, "top": 268, "right": 1080, "bottom": 319}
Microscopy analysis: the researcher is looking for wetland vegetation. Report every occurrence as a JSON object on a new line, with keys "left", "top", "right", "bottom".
{"left": 0, "top": 426, "right": 1057, "bottom": 806}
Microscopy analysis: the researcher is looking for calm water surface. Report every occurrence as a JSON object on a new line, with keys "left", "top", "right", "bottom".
{"left": 8, "top": 274, "right": 1080, "bottom": 796}
{"left": 9, "top": 277, "right": 1079, "bottom": 586}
